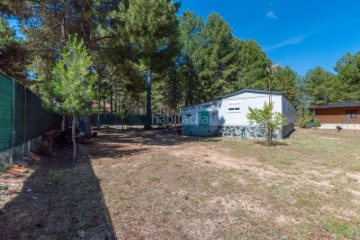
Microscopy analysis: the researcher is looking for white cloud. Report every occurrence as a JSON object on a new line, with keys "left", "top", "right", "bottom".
{"left": 266, "top": 11, "right": 278, "bottom": 19}
{"left": 264, "top": 35, "right": 307, "bottom": 52}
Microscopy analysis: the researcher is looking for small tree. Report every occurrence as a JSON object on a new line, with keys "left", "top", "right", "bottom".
{"left": 116, "top": 105, "right": 128, "bottom": 132}
{"left": 247, "top": 102, "right": 286, "bottom": 143}
{"left": 43, "top": 36, "right": 97, "bottom": 160}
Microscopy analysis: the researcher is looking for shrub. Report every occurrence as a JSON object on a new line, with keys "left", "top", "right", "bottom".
{"left": 0, "top": 162, "right": 11, "bottom": 173}
{"left": 313, "top": 120, "right": 321, "bottom": 128}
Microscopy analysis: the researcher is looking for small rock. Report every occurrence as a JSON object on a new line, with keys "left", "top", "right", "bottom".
{"left": 27, "top": 188, "right": 32, "bottom": 193}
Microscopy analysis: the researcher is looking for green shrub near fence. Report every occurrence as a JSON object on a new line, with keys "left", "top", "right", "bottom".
{"left": 0, "top": 72, "right": 61, "bottom": 152}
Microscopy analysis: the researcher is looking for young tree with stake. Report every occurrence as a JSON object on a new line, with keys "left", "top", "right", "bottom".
{"left": 43, "top": 36, "right": 97, "bottom": 160}
{"left": 247, "top": 102, "right": 286, "bottom": 144}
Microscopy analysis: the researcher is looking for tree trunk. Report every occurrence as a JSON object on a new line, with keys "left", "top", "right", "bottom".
{"left": 78, "top": 1, "right": 93, "bottom": 137}
{"left": 80, "top": 115, "right": 92, "bottom": 137}
{"left": 110, "top": 90, "right": 113, "bottom": 113}
{"left": 98, "top": 97, "right": 101, "bottom": 129}
{"left": 72, "top": 114, "right": 77, "bottom": 161}
{"left": 60, "top": 0, "right": 67, "bottom": 46}
{"left": 121, "top": 118, "right": 124, "bottom": 132}
{"left": 61, "top": 116, "right": 65, "bottom": 131}
{"left": 268, "top": 128, "right": 272, "bottom": 144}
{"left": 144, "top": 69, "right": 152, "bottom": 130}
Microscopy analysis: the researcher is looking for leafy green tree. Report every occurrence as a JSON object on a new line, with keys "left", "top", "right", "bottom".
{"left": 118, "top": 0, "right": 180, "bottom": 129}
{"left": 334, "top": 52, "right": 360, "bottom": 102}
{"left": 43, "top": 36, "right": 97, "bottom": 160}
{"left": 247, "top": 102, "right": 286, "bottom": 143}
{"left": 304, "top": 66, "right": 336, "bottom": 106}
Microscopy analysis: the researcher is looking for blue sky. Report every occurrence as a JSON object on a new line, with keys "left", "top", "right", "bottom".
{"left": 179, "top": 0, "right": 360, "bottom": 76}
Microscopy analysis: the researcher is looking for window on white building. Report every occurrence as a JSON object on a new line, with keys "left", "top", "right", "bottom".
{"left": 228, "top": 103, "right": 241, "bottom": 112}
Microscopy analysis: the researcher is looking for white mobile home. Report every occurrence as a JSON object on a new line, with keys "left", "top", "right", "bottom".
{"left": 181, "top": 89, "right": 294, "bottom": 139}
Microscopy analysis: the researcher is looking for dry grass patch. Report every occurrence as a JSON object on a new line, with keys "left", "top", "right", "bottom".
{"left": 83, "top": 128, "right": 360, "bottom": 239}
{"left": 2, "top": 127, "right": 360, "bottom": 239}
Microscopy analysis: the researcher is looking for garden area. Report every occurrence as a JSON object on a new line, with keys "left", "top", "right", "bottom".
{"left": 1, "top": 127, "right": 360, "bottom": 239}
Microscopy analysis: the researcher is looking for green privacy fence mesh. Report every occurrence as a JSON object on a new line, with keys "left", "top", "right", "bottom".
{"left": 90, "top": 113, "right": 146, "bottom": 126}
{"left": 0, "top": 72, "right": 61, "bottom": 152}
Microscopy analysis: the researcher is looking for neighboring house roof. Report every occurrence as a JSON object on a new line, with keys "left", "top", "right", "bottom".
{"left": 182, "top": 88, "right": 285, "bottom": 109}
{"left": 312, "top": 102, "right": 360, "bottom": 109}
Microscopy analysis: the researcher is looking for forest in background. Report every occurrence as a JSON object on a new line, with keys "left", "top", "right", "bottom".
{"left": 1, "top": 0, "right": 360, "bottom": 125}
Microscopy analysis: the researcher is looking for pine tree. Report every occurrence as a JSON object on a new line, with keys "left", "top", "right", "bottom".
{"left": 271, "top": 65, "right": 298, "bottom": 103}
{"left": 178, "top": 11, "right": 204, "bottom": 105}
{"left": 118, "top": 0, "right": 180, "bottom": 129}
{"left": 0, "top": 16, "right": 28, "bottom": 81}
{"left": 334, "top": 52, "right": 360, "bottom": 102}
{"left": 304, "top": 66, "right": 336, "bottom": 105}
{"left": 234, "top": 39, "right": 268, "bottom": 90}
{"left": 1, "top": 0, "right": 120, "bottom": 134}
{"left": 198, "top": 13, "right": 238, "bottom": 100}
{"left": 42, "top": 36, "right": 97, "bottom": 160}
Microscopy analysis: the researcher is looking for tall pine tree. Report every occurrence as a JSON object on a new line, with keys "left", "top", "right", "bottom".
{"left": 334, "top": 52, "right": 360, "bottom": 102}
{"left": 198, "top": 13, "right": 238, "bottom": 100}
{"left": 0, "top": 16, "right": 28, "bottom": 81}
{"left": 118, "top": 0, "right": 180, "bottom": 129}
{"left": 304, "top": 66, "right": 336, "bottom": 105}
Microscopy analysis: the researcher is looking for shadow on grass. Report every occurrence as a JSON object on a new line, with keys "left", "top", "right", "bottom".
{"left": 93, "top": 126, "right": 221, "bottom": 148}
{"left": 0, "top": 146, "right": 116, "bottom": 239}
{"left": 283, "top": 128, "right": 296, "bottom": 139}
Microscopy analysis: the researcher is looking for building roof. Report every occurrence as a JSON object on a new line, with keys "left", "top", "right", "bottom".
{"left": 182, "top": 89, "right": 285, "bottom": 109}
{"left": 312, "top": 102, "right": 360, "bottom": 109}
{"left": 221, "top": 88, "right": 282, "bottom": 99}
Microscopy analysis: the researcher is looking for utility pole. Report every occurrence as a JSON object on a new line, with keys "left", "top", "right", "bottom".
{"left": 266, "top": 63, "right": 280, "bottom": 142}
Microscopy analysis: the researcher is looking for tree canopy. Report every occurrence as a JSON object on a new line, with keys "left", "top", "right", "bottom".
{"left": 0, "top": 16, "right": 28, "bottom": 81}
{"left": 1, "top": 2, "right": 360, "bottom": 127}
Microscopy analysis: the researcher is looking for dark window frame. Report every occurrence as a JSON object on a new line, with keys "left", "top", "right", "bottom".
{"left": 346, "top": 110, "right": 357, "bottom": 119}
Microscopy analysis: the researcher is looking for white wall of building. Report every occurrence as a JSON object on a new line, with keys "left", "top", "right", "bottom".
{"left": 217, "top": 93, "right": 283, "bottom": 126}
{"left": 282, "top": 96, "right": 295, "bottom": 124}
{"left": 182, "top": 92, "right": 292, "bottom": 126}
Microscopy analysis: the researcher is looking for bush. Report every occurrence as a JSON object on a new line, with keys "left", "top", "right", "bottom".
{"left": 0, "top": 162, "right": 11, "bottom": 173}
{"left": 298, "top": 116, "right": 312, "bottom": 128}
{"left": 32, "top": 141, "right": 51, "bottom": 156}
{"left": 313, "top": 120, "right": 321, "bottom": 128}
{"left": 297, "top": 117, "right": 321, "bottom": 128}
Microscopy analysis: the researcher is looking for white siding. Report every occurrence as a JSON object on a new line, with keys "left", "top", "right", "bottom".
{"left": 217, "top": 93, "right": 283, "bottom": 126}
{"left": 182, "top": 91, "right": 294, "bottom": 127}
{"left": 282, "top": 97, "right": 295, "bottom": 124}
